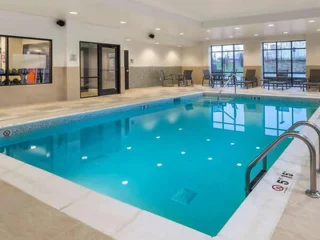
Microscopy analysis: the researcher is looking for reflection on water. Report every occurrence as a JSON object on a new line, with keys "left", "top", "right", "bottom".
{"left": 212, "top": 100, "right": 315, "bottom": 136}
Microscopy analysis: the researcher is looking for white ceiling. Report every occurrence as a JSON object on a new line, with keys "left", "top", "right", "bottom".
{"left": 134, "top": 0, "right": 320, "bottom": 21}
{"left": 1, "top": 0, "right": 320, "bottom": 46}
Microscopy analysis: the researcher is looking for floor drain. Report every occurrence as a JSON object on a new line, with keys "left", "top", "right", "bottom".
{"left": 172, "top": 188, "right": 197, "bottom": 205}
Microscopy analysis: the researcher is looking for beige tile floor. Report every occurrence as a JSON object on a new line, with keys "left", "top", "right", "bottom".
{"left": 1, "top": 85, "right": 320, "bottom": 240}
{"left": 0, "top": 180, "right": 114, "bottom": 240}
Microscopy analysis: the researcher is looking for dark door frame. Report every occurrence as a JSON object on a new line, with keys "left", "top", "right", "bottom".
{"left": 98, "top": 44, "right": 121, "bottom": 95}
{"left": 80, "top": 41, "right": 121, "bottom": 98}
{"left": 124, "top": 50, "right": 129, "bottom": 90}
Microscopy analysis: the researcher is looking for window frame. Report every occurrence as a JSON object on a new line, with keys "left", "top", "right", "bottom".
{"left": 210, "top": 44, "right": 244, "bottom": 76}
{"left": 262, "top": 40, "right": 306, "bottom": 80}
{"left": 0, "top": 34, "right": 53, "bottom": 86}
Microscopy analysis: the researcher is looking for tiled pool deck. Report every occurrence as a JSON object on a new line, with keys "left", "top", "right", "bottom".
{"left": 1, "top": 85, "right": 320, "bottom": 240}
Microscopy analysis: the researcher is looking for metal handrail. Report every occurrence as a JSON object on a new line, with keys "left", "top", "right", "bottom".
{"left": 287, "top": 121, "right": 320, "bottom": 172}
{"left": 245, "top": 132, "right": 320, "bottom": 198}
{"left": 217, "top": 74, "right": 237, "bottom": 101}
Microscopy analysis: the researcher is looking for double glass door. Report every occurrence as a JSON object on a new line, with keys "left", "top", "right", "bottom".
{"left": 80, "top": 42, "right": 120, "bottom": 98}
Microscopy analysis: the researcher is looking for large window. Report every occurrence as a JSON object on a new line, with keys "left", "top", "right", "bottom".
{"left": 211, "top": 44, "right": 244, "bottom": 77}
{"left": 0, "top": 35, "right": 52, "bottom": 86}
{"left": 263, "top": 40, "right": 306, "bottom": 79}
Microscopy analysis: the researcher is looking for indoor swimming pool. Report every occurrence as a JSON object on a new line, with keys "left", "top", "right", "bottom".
{"left": 0, "top": 94, "right": 318, "bottom": 236}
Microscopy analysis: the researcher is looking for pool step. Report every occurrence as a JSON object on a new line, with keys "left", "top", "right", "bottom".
{"left": 248, "top": 170, "right": 267, "bottom": 193}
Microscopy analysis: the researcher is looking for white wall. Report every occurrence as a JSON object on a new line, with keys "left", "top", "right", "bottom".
{"left": 181, "top": 45, "right": 203, "bottom": 66}
{"left": 0, "top": 10, "right": 66, "bottom": 67}
{"left": 181, "top": 34, "right": 320, "bottom": 68}
{"left": 66, "top": 21, "right": 125, "bottom": 68}
{"left": 306, "top": 34, "right": 320, "bottom": 65}
{"left": 124, "top": 41, "right": 182, "bottom": 67}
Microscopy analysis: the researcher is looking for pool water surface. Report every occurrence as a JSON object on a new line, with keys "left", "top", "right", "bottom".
{"left": 0, "top": 96, "right": 318, "bottom": 236}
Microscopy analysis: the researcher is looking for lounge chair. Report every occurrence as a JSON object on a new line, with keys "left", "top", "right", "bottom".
{"left": 236, "top": 69, "right": 258, "bottom": 89}
{"left": 303, "top": 69, "right": 320, "bottom": 92}
{"left": 160, "top": 70, "right": 174, "bottom": 87}
{"left": 202, "top": 69, "right": 211, "bottom": 86}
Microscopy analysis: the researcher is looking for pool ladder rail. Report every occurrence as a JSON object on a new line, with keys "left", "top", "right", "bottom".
{"left": 217, "top": 74, "right": 237, "bottom": 101}
{"left": 245, "top": 121, "right": 320, "bottom": 199}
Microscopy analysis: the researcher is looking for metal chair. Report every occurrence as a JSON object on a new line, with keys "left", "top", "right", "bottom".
{"left": 237, "top": 69, "right": 258, "bottom": 89}
{"left": 183, "top": 70, "right": 194, "bottom": 86}
{"left": 160, "top": 70, "right": 174, "bottom": 87}
{"left": 202, "top": 69, "right": 211, "bottom": 86}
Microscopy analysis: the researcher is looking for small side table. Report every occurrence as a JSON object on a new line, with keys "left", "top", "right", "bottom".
{"left": 293, "top": 79, "right": 306, "bottom": 89}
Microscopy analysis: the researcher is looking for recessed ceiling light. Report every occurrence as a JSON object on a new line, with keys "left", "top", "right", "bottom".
{"left": 155, "top": 42, "right": 159, "bottom": 45}
{"left": 157, "top": 163, "right": 163, "bottom": 167}
{"left": 205, "top": 37, "right": 209, "bottom": 40}
{"left": 283, "top": 31, "right": 288, "bottom": 34}
{"left": 69, "top": 11, "right": 78, "bottom": 15}
{"left": 256, "top": 146, "right": 261, "bottom": 150}
{"left": 30, "top": 145, "right": 36, "bottom": 150}
{"left": 206, "top": 138, "right": 211, "bottom": 142}
{"left": 309, "top": 20, "right": 315, "bottom": 23}
{"left": 234, "top": 27, "right": 240, "bottom": 30}
{"left": 237, "top": 163, "right": 242, "bottom": 167}
{"left": 81, "top": 156, "right": 88, "bottom": 160}
{"left": 178, "top": 128, "right": 183, "bottom": 131}
{"left": 208, "top": 157, "right": 213, "bottom": 161}
{"left": 206, "top": 29, "right": 211, "bottom": 32}
{"left": 268, "top": 24, "right": 274, "bottom": 27}
{"left": 254, "top": 33, "right": 259, "bottom": 36}
{"left": 177, "top": 45, "right": 182, "bottom": 47}
{"left": 230, "top": 142, "right": 235, "bottom": 146}
{"left": 156, "top": 136, "right": 161, "bottom": 139}
{"left": 122, "top": 180, "right": 128, "bottom": 185}
{"left": 125, "top": 38, "right": 131, "bottom": 41}
{"left": 127, "top": 146, "right": 132, "bottom": 150}
{"left": 120, "top": 21, "right": 127, "bottom": 24}
{"left": 180, "top": 32, "right": 184, "bottom": 36}
{"left": 156, "top": 28, "right": 161, "bottom": 31}
{"left": 317, "top": 29, "right": 320, "bottom": 32}
{"left": 229, "top": 36, "right": 233, "bottom": 38}
{"left": 181, "top": 151, "right": 186, "bottom": 155}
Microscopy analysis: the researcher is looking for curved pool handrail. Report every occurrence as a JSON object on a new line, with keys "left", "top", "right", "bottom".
{"left": 245, "top": 132, "right": 320, "bottom": 198}
{"left": 287, "top": 121, "right": 320, "bottom": 172}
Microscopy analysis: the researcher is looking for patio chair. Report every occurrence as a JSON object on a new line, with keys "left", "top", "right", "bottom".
{"left": 179, "top": 70, "right": 193, "bottom": 87}
{"left": 303, "top": 69, "right": 320, "bottom": 92}
{"left": 202, "top": 69, "right": 211, "bottom": 86}
{"left": 160, "top": 70, "right": 174, "bottom": 87}
{"left": 236, "top": 69, "right": 258, "bottom": 89}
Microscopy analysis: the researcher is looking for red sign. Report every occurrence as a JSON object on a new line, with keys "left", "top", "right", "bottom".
{"left": 272, "top": 185, "right": 284, "bottom": 192}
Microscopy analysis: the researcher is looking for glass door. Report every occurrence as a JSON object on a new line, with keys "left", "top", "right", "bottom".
{"left": 80, "top": 42, "right": 98, "bottom": 98}
{"left": 99, "top": 44, "right": 120, "bottom": 95}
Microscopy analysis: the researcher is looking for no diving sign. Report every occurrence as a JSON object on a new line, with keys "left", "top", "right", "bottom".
{"left": 272, "top": 185, "right": 284, "bottom": 192}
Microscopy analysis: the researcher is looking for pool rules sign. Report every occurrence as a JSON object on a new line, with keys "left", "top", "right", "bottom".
{"left": 272, "top": 171, "right": 294, "bottom": 193}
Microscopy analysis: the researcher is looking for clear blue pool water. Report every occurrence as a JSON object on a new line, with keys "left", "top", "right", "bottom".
{"left": 0, "top": 96, "right": 318, "bottom": 236}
